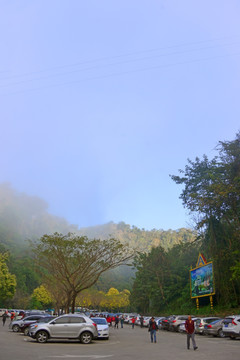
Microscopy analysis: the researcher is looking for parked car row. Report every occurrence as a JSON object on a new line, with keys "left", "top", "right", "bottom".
{"left": 122, "top": 312, "right": 240, "bottom": 339}
{"left": 8, "top": 310, "right": 110, "bottom": 344}
{"left": 159, "top": 315, "right": 240, "bottom": 339}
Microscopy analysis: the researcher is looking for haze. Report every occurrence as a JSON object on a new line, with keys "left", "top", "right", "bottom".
{"left": 0, "top": 1, "right": 239, "bottom": 230}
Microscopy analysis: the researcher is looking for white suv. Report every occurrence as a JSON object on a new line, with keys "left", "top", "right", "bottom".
{"left": 222, "top": 315, "right": 240, "bottom": 339}
{"left": 29, "top": 314, "right": 98, "bottom": 343}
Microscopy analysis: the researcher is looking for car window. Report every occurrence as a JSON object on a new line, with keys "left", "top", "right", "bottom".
{"left": 54, "top": 317, "right": 70, "bottom": 324}
{"left": 223, "top": 318, "right": 233, "bottom": 324}
{"left": 210, "top": 319, "right": 221, "bottom": 325}
{"left": 24, "top": 316, "right": 38, "bottom": 320}
{"left": 69, "top": 317, "right": 86, "bottom": 324}
{"left": 205, "top": 319, "right": 217, "bottom": 323}
{"left": 92, "top": 318, "right": 107, "bottom": 325}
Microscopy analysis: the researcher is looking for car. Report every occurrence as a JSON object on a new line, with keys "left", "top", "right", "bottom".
{"left": 222, "top": 315, "right": 240, "bottom": 339}
{"left": 161, "top": 316, "right": 175, "bottom": 331}
{"left": 157, "top": 317, "right": 166, "bottom": 329}
{"left": 203, "top": 319, "right": 225, "bottom": 337}
{"left": 9, "top": 314, "right": 51, "bottom": 332}
{"left": 169, "top": 315, "right": 193, "bottom": 332}
{"left": 195, "top": 317, "right": 220, "bottom": 334}
{"left": 91, "top": 317, "right": 109, "bottom": 339}
{"left": 29, "top": 314, "right": 98, "bottom": 343}
{"left": 20, "top": 316, "right": 55, "bottom": 336}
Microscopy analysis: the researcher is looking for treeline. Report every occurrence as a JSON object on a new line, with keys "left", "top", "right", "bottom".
{"left": 131, "top": 132, "right": 240, "bottom": 314}
{"left": 31, "top": 286, "right": 130, "bottom": 312}
{"left": 79, "top": 222, "right": 196, "bottom": 252}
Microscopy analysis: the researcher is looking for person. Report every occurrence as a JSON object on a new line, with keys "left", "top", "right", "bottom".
{"left": 2, "top": 312, "right": 8, "bottom": 326}
{"left": 149, "top": 317, "right": 158, "bottom": 343}
{"left": 111, "top": 315, "right": 115, "bottom": 327}
{"left": 106, "top": 315, "right": 112, "bottom": 327}
{"left": 140, "top": 315, "right": 144, "bottom": 328}
{"left": 120, "top": 315, "right": 124, "bottom": 328}
{"left": 131, "top": 316, "right": 136, "bottom": 329}
{"left": 185, "top": 315, "right": 198, "bottom": 350}
{"left": 10, "top": 311, "right": 15, "bottom": 322}
{"left": 115, "top": 315, "right": 119, "bottom": 329}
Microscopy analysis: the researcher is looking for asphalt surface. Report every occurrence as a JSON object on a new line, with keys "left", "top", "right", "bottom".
{"left": 0, "top": 319, "right": 239, "bottom": 360}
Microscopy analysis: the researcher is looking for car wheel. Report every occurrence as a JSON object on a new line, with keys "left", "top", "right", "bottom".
{"left": 176, "top": 325, "right": 180, "bottom": 332}
{"left": 36, "top": 331, "right": 48, "bottom": 343}
{"left": 24, "top": 327, "right": 29, "bottom": 336}
{"left": 12, "top": 324, "right": 20, "bottom": 332}
{"left": 218, "top": 329, "right": 225, "bottom": 338}
{"left": 80, "top": 331, "right": 93, "bottom": 344}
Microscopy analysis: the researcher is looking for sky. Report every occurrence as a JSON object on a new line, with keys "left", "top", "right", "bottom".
{"left": 0, "top": 0, "right": 240, "bottom": 231}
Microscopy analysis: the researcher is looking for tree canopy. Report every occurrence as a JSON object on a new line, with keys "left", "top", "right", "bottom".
{"left": 0, "top": 252, "right": 16, "bottom": 305}
{"left": 171, "top": 132, "right": 240, "bottom": 306}
{"left": 32, "top": 232, "right": 133, "bottom": 313}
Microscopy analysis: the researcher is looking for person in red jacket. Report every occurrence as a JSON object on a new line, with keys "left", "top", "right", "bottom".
{"left": 185, "top": 315, "right": 198, "bottom": 350}
{"left": 131, "top": 317, "right": 136, "bottom": 329}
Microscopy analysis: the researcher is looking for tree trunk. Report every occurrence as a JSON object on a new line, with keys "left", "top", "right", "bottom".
{"left": 71, "top": 293, "right": 77, "bottom": 314}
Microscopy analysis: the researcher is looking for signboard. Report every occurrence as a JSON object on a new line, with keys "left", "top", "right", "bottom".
{"left": 190, "top": 262, "right": 215, "bottom": 298}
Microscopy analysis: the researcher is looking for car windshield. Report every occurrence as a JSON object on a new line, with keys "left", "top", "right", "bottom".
{"left": 92, "top": 318, "right": 107, "bottom": 325}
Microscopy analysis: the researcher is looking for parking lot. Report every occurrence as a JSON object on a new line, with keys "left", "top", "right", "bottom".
{"left": 0, "top": 319, "right": 239, "bottom": 360}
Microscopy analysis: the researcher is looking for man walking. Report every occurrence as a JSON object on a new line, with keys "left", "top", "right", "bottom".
{"left": 149, "top": 317, "right": 158, "bottom": 343}
{"left": 2, "top": 312, "right": 8, "bottom": 326}
{"left": 120, "top": 315, "right": 124, "bottom": 328}
{"left": 185, "top": 315, "right": 198, "bottom": 350}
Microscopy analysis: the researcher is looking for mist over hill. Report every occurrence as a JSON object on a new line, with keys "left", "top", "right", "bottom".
{"left": 0, "top": 183, "right": 79, "bottom": 251}
{"left": 0, "top": 183, "right": 195, "bottom": 253}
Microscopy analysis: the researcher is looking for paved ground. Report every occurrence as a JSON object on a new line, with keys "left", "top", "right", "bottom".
{"left": 0, "top": 319, "right": 239, "bottom": 360}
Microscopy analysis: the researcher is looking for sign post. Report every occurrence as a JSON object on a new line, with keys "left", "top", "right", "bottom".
{"left": 190, "top": 253, "right": 215, "bottom": 310}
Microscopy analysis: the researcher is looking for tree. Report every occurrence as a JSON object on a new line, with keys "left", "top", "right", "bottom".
{"left": 30, "top": 285, "right": 53, "bottom": 309}
{"left": 0, "top": 252, "right": 16, "bottom": 305}
{"left": 171, "top": 132, "right": 240, "bottom": 305}
{"left": 32, "top": 233, "right": 133, "bottom": 313}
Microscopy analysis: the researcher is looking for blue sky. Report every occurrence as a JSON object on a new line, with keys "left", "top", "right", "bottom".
{"left": 0, "top": 0, "right": 239, "bottom": 230}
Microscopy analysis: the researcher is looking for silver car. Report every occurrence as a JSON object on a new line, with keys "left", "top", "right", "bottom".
{"left": 29, "top": 314, "right": 98, "bottom": 344}
{"left": 203, "top": 319, "right": 225, "bottom": 337}
{"left": 195, "top": 317, "right": 220, "bottom": 334}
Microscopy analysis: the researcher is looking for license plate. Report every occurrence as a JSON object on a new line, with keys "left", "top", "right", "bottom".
{"left": 224, "top": 324, "right": 228, "bottom": 327}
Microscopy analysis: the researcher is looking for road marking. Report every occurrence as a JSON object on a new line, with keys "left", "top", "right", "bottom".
{"left": 46, "top": 356, "right": 113, "bottom": 359}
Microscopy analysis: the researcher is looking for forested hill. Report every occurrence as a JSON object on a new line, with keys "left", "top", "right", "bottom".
{"left": 0, "top": 183, "right": 195, "bottom": 253}
{"left": 78, "top": 222, "right": 196, "bottom": 252}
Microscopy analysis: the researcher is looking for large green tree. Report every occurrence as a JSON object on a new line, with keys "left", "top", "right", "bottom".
{"left": 171, "top": 132, "right": 240, "bottom": 305}
{"left": 32, "top": 233, "right": 133, "bottom": 313}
